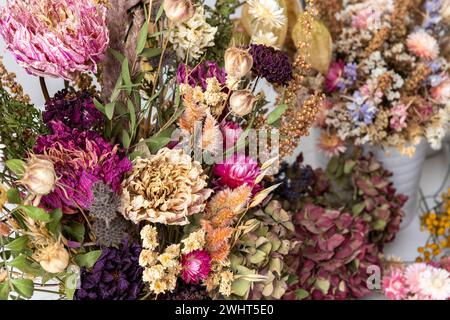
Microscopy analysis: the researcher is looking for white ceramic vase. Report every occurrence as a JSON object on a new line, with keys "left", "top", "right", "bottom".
{"left": 367, "top": 140, "right": 428, "bottom": 229}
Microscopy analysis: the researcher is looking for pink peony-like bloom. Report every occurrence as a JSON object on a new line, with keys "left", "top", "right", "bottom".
{"left": 406, "top": 30, "right": 440, "bottom": 61}
{"left": 325, "top": 61, "right": 345, "bottom": 93}
{"left": 34, "top": 121, "right": 132, "bottom": 213}
{"left": 213, "top": 154, "right": 261, "bottom": 190}
{"left": 382, "top": 270, "right": 408, "bottom": 300}
{"left": 431, "top": 78, "right": 450, "bottom": 103}
{"left": 404, "top": 263, "right": 428, "bottom": 294}
{"left": 389, "top": 104, "right": 409, "bottom": 132}
{"left": 181, "top": 250, "right": 211, "bottom": 284}
{"left": 0, "top": 0, "right": 109, "bottom": 80}
{"left": 220, "top": 121, "right": 243, "bottom": 148}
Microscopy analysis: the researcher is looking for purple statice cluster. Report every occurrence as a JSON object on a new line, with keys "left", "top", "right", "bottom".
{"left": 75, "top": 239, "right": 143, "bottom": 300}
{"left": 249, "top": 44, "right": 293, "bottom": 86}
{"left": 422, "top": 0, "right": 447, "bottom": 36}
{"left": 34, "top": 121, "right": 132, "bottom": 213}
{"left": 177, "top": 61, "right": 227, "bottom": 90}
{"left": 346, "top": 91, "right": 377, "bottom": 126}
{"left": 43, "top": 89, "right": 103, "bottom": 130}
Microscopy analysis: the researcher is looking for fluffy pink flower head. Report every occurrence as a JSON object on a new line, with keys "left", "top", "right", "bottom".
{"left": 325, "top": 61, "right": 345, "bottom": 93}
{"left": 407, "top": 30, "right": 440, "bottom": 61}
{"left": 389, "top": 104, "right": 409, "bottom": 132}
{"left": 382, "top": 270, "right": 408, "bottom": 300}
{"left": 220, "top": 121, "right": 243, "bottom": 148}
{"left": 0, "top": 0, "right": 109, "bottom": 80}
{"left": 213, "top": 154, "right": 261, "bottom": 190}
{"left": 431, "top": 77, "right": 450, "bottom": 103}
{"left": 181, "top": 250, "right": 211, "bottom": 284}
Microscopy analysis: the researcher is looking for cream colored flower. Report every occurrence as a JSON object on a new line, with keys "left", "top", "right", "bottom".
{"left": 247, "top": 0, "right": 287, "bottom": 29}
{"left": 219, "top": 270, "right": 234, "bottom": 297}
{"left": 251, "top": 30, "right": 278, "bottom": 48}
{"left": 140, "top": 225, "right": 159, "bottom": 249}
{"left": 204, "top": 77, "right": 227, "bottom": 107}
{"left": 34, "top": 242, "right": 69, "bottom": 274}
{"left": 164, "top": 244, "right": 181, "bottom": 257}
{"left": 181, "top": 229, "right": 206, "bottom": 254}
{"left": 168, "top": 7, "right": 217, "bottom": 61}
{"left": 158, "top": 253, "right": 179, "bottom": 268}
{"left": 121, "top": 148, "right": 213, "bottom": 225}
{"left": 0, "top": 268, "right": 7, "bottom": 283}
{"left": 139, "top": 249, "right": 158, "bottom": 267}
{"left": 150, "top": 279, "right": 168, "bottom": 295}
{"left": 143, "top": 264, "right": 165, "bottom": 283}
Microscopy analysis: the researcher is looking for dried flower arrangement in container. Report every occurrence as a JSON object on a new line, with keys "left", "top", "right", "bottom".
{"left": 0, "top": 0, "right": 324, "bottom": 300}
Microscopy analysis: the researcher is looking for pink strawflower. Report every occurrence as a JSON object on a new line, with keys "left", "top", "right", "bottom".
{"left": 382, "top": 270, "right": 408, "bottom": 300}
{"left": 431, "top": 78, "right": 450, "bottom": 104}
{"left": 181, "top": 250, "right": 211, "bottom": 284}
{"left": 406, "top": 30, "right": 440, "bottom": 61}
{"left": 389, "top": 104, "right": 409, "bottom": 132}
{"left": 220, "top": 121, "right": 243, "bottom": 149}
{"left": 213, "top": 154, "right": 261, "bottom": 190}
{"left": 404, "top": 263, "right": 428, "bottom": 294}
{"left": 325, "top": 61, "right": 345, "bottom": 93}
{"left": 0, "top": 0, "right": 109, "bottom": 80}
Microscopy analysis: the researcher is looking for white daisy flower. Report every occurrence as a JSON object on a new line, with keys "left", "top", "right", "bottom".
{"left": 248, "top": 0, "right": 287, "bottom": 29}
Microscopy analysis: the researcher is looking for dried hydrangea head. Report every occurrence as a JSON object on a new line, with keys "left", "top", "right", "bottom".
{"left": 121, "top": 148, "right": 213, "bottom": 225}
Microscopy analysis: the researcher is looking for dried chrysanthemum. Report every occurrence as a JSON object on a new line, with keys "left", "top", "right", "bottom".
{"left": 121, "top": 148, "right": 212, "bottom": 225}
{"left": 34, "top": 241, "right": 70, "bottom": 274}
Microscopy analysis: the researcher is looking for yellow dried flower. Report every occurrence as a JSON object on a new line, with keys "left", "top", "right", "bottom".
{"left": 121, "top": 148, "right": 213, "bottom": 225}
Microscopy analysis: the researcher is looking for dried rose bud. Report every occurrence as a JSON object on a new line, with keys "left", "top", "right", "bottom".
{"left": 163, "top": 0, "right": 195, "bottom": 23}
{"left": 229, "top": 90, "right": 256, "bottom": 117}
{"left": 38, "top": 243, "right": 70, "bottom": 274}
{"left": 20, "top": 156, "right": 56, "bottom": 196}
{"left": 224, "top": 47, "right": 253, "bottom": 79}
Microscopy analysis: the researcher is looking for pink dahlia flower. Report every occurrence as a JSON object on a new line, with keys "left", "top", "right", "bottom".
{"left": 382, "top": 270, "right": 408, "bottom": 300}
{"left": 325, "top": 61, "right": 344, "bottom": 93}
{"left": 34, "top": 121, "right": 132, "bottom": 213}
{"left": 0, "top": 0, "right": 109, "bottom": 80}
{"left": 213, "top": 154, "right": 261, "bottom": 190}
{"left": 181, "top": 250, "right": 211, "bottom": 284}
{"left": 220, "top": 121, "right": 243, "bottom": 149}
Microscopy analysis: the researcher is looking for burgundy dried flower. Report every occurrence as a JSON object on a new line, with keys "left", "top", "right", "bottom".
{"left": 177, "top": 61, "right": 227, "bottom": 90}
{"left": 75, "top": 239, "right": 143, "bottom": 300}
{"left": 249, "top": 44, "right": 293, "bottom": 85}
{"left": 34, "top": 121, "right": 132, "bottom": 213}
{"left": 43, "top": 90, "right": 103, "bottom": 130}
